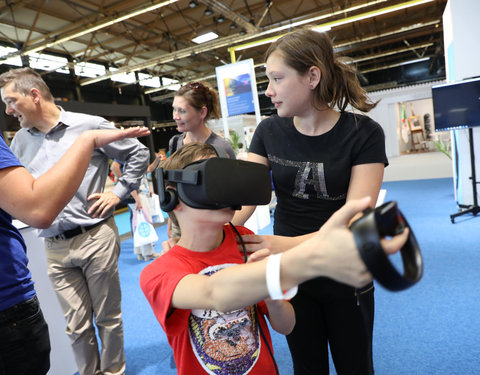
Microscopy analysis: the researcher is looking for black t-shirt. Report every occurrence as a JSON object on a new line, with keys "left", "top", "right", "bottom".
{"left": 249, "top": 111, "right": 388, "bottom": 236}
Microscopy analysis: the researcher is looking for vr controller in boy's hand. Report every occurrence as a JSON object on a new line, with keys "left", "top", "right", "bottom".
{"left": 350, "top": 201, "right": 423, "bottom": 291}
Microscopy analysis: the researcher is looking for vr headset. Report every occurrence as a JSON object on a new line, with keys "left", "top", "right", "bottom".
{"left": 156, "top": 146, "right": 272, "bottom": 212}
{"left": 350, "top": 201, "right": 423, "bottom": 291}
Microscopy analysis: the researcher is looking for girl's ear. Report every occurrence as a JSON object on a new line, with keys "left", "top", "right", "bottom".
{"left": 308, "top": 66, "right": 321, "bottom": 90}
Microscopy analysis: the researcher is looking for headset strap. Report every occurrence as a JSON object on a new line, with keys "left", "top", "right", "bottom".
{"left": 210, "top": 143, "right": 228, "bottom": 158}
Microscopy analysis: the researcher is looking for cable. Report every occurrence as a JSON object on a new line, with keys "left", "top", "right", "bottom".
{"left": 229, "top": 221, "right": 248, "bottom": 262}
{"left": 228, "top": 222, "right": 280, "bottom": 375}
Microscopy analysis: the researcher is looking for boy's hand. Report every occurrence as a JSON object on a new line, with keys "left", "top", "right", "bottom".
{"left": 313, "top": 197, "right": 409, "bottom": 287}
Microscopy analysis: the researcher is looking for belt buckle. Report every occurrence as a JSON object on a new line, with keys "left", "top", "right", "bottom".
{"left": 56, "top": 233, "right": 68, "bottom": 241}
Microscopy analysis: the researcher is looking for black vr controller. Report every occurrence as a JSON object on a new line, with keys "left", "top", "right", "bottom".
{"left": 350, "top": 201, "right": 423, "bottom": 291}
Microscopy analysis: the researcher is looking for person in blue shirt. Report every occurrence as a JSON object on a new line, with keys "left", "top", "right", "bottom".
{"left": 3, "top": 67, "right": 150, "bottom": 375}
{"left": 0, "top": 126, "right": 149, "bottom": 375}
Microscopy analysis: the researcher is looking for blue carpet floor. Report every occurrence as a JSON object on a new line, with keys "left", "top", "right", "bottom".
{"left": 116, "top": 177, "right": 480, "bottom": 374}
{"left": 372, "top": 178, "right": 480, "bottom": 375}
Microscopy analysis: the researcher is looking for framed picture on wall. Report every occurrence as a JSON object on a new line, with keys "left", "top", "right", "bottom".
{"left": 408, "top": 116, "right": 422, "bottom": 131}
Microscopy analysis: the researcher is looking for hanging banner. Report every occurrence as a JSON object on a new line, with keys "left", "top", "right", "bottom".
{"left": 215, "top": 59, "right": 261, "bottom": 119}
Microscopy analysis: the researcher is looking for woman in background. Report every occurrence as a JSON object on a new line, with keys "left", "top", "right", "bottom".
{"left": 163, "top": 81, "right": 236, "bottom": 242}
{"left": 233, "top": 28, "right": 388, "bottom": 375}
{"left": 168, "top": 81, "right": 235, "bottom": 159}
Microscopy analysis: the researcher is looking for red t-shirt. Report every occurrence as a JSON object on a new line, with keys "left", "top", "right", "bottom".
{"left": 140, "top": 224, "right": 278, "bottom": 375}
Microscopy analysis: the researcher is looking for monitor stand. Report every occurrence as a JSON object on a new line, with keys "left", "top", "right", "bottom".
{"left": 450, "top": 128, "right": 480, "bottom": 223}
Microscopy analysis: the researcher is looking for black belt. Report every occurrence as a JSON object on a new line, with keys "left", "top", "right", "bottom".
{"left": 49, "top": 220, "right": 105, "bottom": 241}
{"left": 0, "top": 296, "right": 40, "bottom": 324}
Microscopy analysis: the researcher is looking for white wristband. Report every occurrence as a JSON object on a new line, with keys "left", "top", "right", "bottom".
{"left": 265, "top": 253, "right": 298, "bottom": 300}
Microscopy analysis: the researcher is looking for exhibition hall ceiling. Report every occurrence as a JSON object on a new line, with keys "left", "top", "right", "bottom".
{"left": 0, "top": 0, "right": 448, "bottom": 100}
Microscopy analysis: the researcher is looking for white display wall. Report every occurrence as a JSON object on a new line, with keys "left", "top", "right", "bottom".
{"left": 442, "top": 0, "right": 480, "bottom": 206}
{"left": 363, "top": 81, "right": 445, "bottom": 158}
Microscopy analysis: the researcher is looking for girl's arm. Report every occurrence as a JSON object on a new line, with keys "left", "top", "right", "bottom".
{"left": 265, "top": 299, "right": 295, "bottom": 335}
{"left": 346, "top": 163, "right": 384, "bottom": 222}
{"left": 347, "top": 163, "right": 384, "bottom": 204}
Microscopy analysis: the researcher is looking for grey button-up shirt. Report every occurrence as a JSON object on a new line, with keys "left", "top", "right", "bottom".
{"left": 10, "top": 107, "right": 150, "bottom": 237}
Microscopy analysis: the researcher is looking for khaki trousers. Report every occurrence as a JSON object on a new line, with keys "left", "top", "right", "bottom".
{"left": 44, "top": 217, "right": 125, "bottom": 375}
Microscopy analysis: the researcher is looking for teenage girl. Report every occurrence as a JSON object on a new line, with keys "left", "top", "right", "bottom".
{"left": 233, "top": 27, "right": 387, "bottom": 375}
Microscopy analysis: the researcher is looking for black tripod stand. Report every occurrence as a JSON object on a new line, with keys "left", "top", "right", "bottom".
{"left": 450, "top": 127, "right": 480, "bottom": 223}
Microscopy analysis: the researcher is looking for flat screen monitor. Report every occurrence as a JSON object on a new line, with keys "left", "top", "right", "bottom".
{"left": 431, "top": 77, "right": 480, "bottom": 132}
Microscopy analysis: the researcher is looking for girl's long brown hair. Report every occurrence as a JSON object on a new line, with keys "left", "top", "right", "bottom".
{"left": 265, "top": 28, "right": 377, "bottom": 113}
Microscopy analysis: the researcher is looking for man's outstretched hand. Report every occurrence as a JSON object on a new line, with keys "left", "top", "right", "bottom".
{"left": 86, "top": 126, "right": 151, "bottom": 149}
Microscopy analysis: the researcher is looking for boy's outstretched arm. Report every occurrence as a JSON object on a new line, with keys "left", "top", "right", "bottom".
{"left": 170, "top": 198, "right": 409, "bottom": 314}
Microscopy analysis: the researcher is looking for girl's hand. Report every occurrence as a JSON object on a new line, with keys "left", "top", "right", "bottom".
{"left": 236, "top": 234, "right": 293, "bottom": 254}
{"left": 246, "top": 248, "right": 271, "bottom": 263}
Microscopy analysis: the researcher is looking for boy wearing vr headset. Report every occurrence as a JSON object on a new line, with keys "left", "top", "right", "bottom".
{"left": 140, "top": 142, "right": 407, "bottom": 375}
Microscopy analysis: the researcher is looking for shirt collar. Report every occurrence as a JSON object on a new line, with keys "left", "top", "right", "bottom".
{"left": 27, "top": 105, "right": 68, "bottom": 135}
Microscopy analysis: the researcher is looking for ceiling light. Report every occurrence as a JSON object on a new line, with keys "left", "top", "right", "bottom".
{"left": 23, "top": 0, "right": 180, "bottom": 56}
{"left": 361, "top": 56, "right": 432, "bottom": 74}
{"left": 217, "top": 15, "right": 225, "bottom": 23}
{"left": 312, "top": 25, "right": 332, "bottom": 33}
{"left": 234, "top": 36, "right": 279, "bottom": 51}
{"left": 230, "top": 0, "right": 435, "bottom": 53}
{"left": 204, "top": 8, "right": 213, "bottom": 16}
{"left": 230, "top": 23, "right": 237, "bottom": 29}
{"left": 189, "top": 0, "right": 198, "bottom": 8}
{"left": 397, "top": 57, "right": 430, "bottom": 66}
{"left": 192, "top": 32, "right": 219, "bottom": 44}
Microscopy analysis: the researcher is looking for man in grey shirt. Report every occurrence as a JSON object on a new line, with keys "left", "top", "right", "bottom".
{"left": 2, "top": 67, "right": 149, "bottom": 375}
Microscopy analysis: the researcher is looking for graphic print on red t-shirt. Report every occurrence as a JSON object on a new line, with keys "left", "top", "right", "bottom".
{"left": 189, "top": 263, "right": 261, "bottom": 375}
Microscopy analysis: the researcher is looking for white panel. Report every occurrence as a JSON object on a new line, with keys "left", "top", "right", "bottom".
{"left": 19, "top": 226, "right": 78, "bottom": 375}
{"left": 443, "top": 0, "right": 480, "bottom": 206}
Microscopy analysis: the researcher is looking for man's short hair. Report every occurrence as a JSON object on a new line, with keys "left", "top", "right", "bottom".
{"left": 0, "top": 67, "right": 54, "bottom": 102}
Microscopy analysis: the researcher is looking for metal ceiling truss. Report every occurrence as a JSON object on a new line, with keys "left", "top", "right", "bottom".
{"left": 198, "top": 0, "right": 259, "bottom": 33}
{"left": 75, "top": 0, "right": 437, "bottom": 87}
{"left": 0, "top": 0, "right": 446, "bottom": 95}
